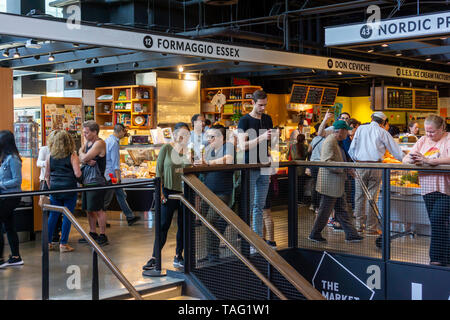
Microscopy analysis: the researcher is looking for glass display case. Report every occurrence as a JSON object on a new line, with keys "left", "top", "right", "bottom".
{"left": 119, "top": 144, "right": 162, "bottom": 180}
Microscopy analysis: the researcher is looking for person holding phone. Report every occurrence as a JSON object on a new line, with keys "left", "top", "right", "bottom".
{"left": 403, "top": 115, "right": 450, "bottom": 267}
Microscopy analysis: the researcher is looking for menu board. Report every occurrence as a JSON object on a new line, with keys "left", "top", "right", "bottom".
{"left": 321, "top": 88, "right": 339, "bottom": 106}
{"left": 306, "top": 87, "right": 324, "bottom": 104}
{"left": 386, "top": 88, "right": 413, "bottom": 109}
{"left": 414, "top": 90, "right": 438, "bottom": 110}
{"left": 289, "top": 85, "right": 308, "bottom": 104}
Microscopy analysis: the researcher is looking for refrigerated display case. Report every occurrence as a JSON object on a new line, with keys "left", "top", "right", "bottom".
{"left": 119, "top": 144, "right": 161, "bottom": 181}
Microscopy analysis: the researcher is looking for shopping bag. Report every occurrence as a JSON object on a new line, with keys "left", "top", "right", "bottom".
{"left": 81, "top": 164, "right": 106, "bottom": 186}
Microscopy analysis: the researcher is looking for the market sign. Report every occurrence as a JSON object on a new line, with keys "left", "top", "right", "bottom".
{"left": 1, "top": 13, "right": 450, "bottom": 83}
{"left": 325, "top": 10, "right": 450, "bottom": 46}
{"left": 312, "top": 252, "right": 375, "bottom": 300}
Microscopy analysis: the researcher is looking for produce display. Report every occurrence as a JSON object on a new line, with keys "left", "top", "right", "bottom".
{"left": 391, "top": 171, "right": 420, "bottom": 188}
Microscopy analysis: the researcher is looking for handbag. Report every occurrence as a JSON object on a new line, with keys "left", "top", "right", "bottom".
{"left": 39, "top": 180, "right": 50, "bottom": 208}
{"left": 81, "top": 163, "right": 106, "bottom": 186}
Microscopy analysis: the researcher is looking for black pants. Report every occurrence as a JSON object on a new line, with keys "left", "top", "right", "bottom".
{"left": 0, "top": 197, "right": 21, "bottom": 258}
{"left": 152, "top": 188, "right": 183, "bottom": 258}
{"left": 310, "top": 167, "right": 321, "bottom": 208}
{"left": 423, "top": 192, "right": 450, "bottom": 265}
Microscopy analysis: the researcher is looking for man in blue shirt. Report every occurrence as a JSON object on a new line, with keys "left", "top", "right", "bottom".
{"left": 104, "top": 124, "right": 140, "bottom": 226}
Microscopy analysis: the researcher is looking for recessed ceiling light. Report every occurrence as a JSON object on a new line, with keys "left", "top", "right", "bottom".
{"left": 48, "top": 53, "right": 55, "bottom": 61}
{"left": 395, "top": 52, "right": 402, "bottom": 56}
{"left": 381, "top": 43, "right": 389, "bottom": 47}
{"left": 440, "top": 37, "right": 447, "bottom": 40}
{"left": 13, "top": 49, "right": 20, "bottom": 59}
{"left": 69, "top": 69, "right": 75, "bottom": 74}
{"left": 367, "top": 48, "right": 374, "bottom": 53}
{"left": 178, "top": 65, "right": 184, "bottom": 72}
{"left": 426, "top": 57, "right": 432, "bottom": 61}
{"left": 337, "top": 71, "right": 343, "bottom": 75}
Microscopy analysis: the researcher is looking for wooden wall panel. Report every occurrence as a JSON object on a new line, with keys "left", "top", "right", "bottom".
{"left": 0, "top": 68, "right": 14, "bottom": 132}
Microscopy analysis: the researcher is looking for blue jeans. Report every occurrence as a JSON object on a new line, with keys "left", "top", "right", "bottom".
{"left": 104, "top": 188, "right": 134, "bottom": 219}
{"left": 423, "top": 192, "right": 450, "bottom": 265}
{"left": 249, "top": 169, "right": 270, "bottom": 237}
{"left": 49, "top": 194, "right": 77, "bottom": 245}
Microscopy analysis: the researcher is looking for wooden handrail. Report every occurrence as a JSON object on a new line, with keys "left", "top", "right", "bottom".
{"left": 181, "top": 161, "right": 450, "bottom": 174}
{"left": 181, "top": 174, "right": 325, "bottom": 300}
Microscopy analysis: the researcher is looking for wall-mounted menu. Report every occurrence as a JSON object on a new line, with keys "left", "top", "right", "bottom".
{"left": 289, "top": 85, "right": 308, "bottom": 104}
{"left": 386, "top": 88, "right": 413, "bottom": 109}
{"left": 321, "top": 88, "right": 339, "bottom": 106}
{"left": 414, "top": 90, "right": 438, "bottom": 110}
{"left": 306, "top": 87, "right": 324, "bottom": 104}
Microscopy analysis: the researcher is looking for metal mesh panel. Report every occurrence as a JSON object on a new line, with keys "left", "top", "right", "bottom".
{"left": 185, "top": 169, "right": 306, "bottom": 300}
{"left": 389, "top": 169, "right": 450, "bottom": 266}
{"left": 297, "top": 165, "right": 382, "bottom": 259}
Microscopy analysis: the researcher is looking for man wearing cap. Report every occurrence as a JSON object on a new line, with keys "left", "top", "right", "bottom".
{"left": 348, "top": 112, "right": 403, "bottom": 235}
{"left": 309, "top": 120, "right": 363, "bottom": 243}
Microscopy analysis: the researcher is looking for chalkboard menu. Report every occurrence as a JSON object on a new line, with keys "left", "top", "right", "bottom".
{"left": 306, "top": 87, "right": 324, "bottom": 104}
{"left": 414, "top": 90, "right": 438, "bottom": 110}
{"left": 321, "top": 88, "right": 339, "bottom": 106}
{"left": 289, "top": 85, "right": 308, "bottom": 104}
{"left": 386, "top": 88, "right": 413, "bottom": 109}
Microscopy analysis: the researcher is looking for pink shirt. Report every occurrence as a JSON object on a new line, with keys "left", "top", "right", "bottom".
{"left": 409, "top": 132, "right": 450, "bottom": 195}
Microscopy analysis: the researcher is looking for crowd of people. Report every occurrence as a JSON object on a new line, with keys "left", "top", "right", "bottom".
{"left": 0, "top": 89, "right": 448, "bottom": 271}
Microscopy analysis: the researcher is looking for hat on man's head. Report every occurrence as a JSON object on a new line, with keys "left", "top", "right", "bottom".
{"left": 372, "top": 111, "right": 387, "bottom": 120}
{"left": 333, "top": 120, "right": 352, "bottom": 130}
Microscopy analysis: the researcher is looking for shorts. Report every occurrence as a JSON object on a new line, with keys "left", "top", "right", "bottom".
{"left": 82, "top": 188, "right": 105, "bottom": 212}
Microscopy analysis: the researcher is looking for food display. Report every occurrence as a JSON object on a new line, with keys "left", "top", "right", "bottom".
{"left": 119, "top": 145, "right": 161, "bottom": 180}
{"left": 390, "top": 171, "right": 421, "bottom": 195}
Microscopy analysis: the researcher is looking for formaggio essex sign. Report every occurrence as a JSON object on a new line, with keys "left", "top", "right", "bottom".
{"left": 1, "top": 13, "right": 450, "bottom": 83}
{"left": 325, "top": 10, "right": 450, "bottom": 46}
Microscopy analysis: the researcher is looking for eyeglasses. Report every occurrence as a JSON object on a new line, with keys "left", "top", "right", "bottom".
{"left": 340, "top": 116, "right": 350, "bottom": 120}
{"left": 206, "top": 135, "right": 216, "bottom": 140}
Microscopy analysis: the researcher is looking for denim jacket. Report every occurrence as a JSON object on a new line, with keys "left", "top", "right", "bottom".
{"left": 0, "top": 154, "right": 22, "bottom": 194}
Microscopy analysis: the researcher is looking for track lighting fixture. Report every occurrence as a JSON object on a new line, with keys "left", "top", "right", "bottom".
{"left": 93, "top": 57, "right": 99, "bottom": 64}
{"left": 178, "top": 65, "right": 184, "bottom": 72}
{"left": 48, "top": 53, "right": 55, "bottom": 61}
{"left": 13, "top": 49, "right": 20, "bottom": 59}
{"left": 2, "top": 49, "right": 9, "bottom": 58}
{"left": 86, "top": 58, "right": 92, "bottom": 64}
{"left": 133, "top": 62, "right": 139, "bottom": 68}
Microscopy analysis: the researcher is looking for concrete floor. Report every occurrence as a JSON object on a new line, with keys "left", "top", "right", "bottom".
{"left": 0, "top": 210, "right": 183, "bottom": 300}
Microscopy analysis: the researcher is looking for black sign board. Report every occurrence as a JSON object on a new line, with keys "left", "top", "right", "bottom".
{"left": 414, "top": 90, "right": 438, "bottom": 110}
{"left": 321, "top": 88, "right": 339, "bottom": 106}
{"left": 386, "top": 88, "right": 413, "bottom": 109}
{"left": 312, "top": 252, "right": 375, "bottom": 300}
{"left": 289, "top": 85, "right": 308, "bottom": 104}
{"left": 306, "top": 87, "right": 324, "bottom": 105}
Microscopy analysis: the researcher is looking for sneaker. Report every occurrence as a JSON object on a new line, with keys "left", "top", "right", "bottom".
{"left": 48, "top": 243, "right": 58, "bottom": 251}
{"left": 173, "top": 255, "right": 184, "bottom": 269}
{"left": 79, "top": 232, "right": 98, "bottom": 244}
{"left": 366, "top": 229, "right": 382, "bottom": 236}
{"left": 345, "top": 235, "right": 364, "bottom": 243}
{"left": 59, "top": 244, "right": 75, "bottom": 252}
{"left": 127, "top": 216, "right": 141, "bottom": 226}
{"left": 308, "top": 235, "right": 327, "bottom": 243}
{"left": 142, "top": 257, "right": 156, "bottom": 270}
{"left": 332, "top": 222, "right": 344, "bottom": 231}
{"left": 265, "top": 240, "right": 277, "bottom": 249}
{"left": 327, "top": 218, "right": 335, "bottom": 227}
{"left": 0, "top": 255, "right": 24, "bottom": 268}
{"left": 96, "top": 234, "right": 109, "bottom": 246}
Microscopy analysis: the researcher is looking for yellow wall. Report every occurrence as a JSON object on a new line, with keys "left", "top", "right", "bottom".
{"left": 266, "top": 94, "right": 374, "bottom": 126}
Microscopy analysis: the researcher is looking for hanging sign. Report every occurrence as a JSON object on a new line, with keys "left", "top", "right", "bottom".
{"left": 325, "top": 10, "right": 450, "bottom": 46}
{"left": 1, "top": 13, "right": 450, "bottom": 83}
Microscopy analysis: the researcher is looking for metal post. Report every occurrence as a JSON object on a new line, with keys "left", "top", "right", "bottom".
{"left": 41, "top": 208, "right": 49, "bottom": 300}
{"left": 143, "top": 177, "right": 166, "bottom": 277}
{"left": 381, "top": 169, "right": 391, "bottom": 261}
{"left": 92, "top": 250, "right": 99, "bottom": 300}
{"left": 183, "top": 181, "right": 192, "bottom": 273}
{"left": 288, "top": 166, "right": 298, "bottom": 248}
{"left": 240, "top": 169, "right": 250, "bottom": 256}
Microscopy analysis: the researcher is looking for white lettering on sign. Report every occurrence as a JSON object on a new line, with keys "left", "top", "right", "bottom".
{"left": 366, "top": 265, "right": 381, "bottom": 290}
{"left": 320, "top": 281, "right": 360, "bottom": 300}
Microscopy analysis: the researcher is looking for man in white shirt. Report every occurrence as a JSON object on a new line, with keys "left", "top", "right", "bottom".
{"left": 348, "top": 112, "right": 403, "bottom": 235}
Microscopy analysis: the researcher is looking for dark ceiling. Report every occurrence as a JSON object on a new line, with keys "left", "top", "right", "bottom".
{"left": 1, "top": 0, "right": 449, "bottom": 92}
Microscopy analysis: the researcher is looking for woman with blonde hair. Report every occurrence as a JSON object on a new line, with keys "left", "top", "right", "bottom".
{"left": 45, "top": 130, "right": 82, "bottom": 252}
{"left": 403, "top": 115, "right": 450, "bottom": 266}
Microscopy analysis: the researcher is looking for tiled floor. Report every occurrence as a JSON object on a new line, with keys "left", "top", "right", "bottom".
{"left": 0, "top": 210, "right": 183, "bottom": 300}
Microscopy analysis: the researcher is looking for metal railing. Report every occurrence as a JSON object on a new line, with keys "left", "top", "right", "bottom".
{"left": 41, "top": 204, "right": 143, "bottom": 300}
{"left": 0, "top": 180, "right": 154, "bottom": 300}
